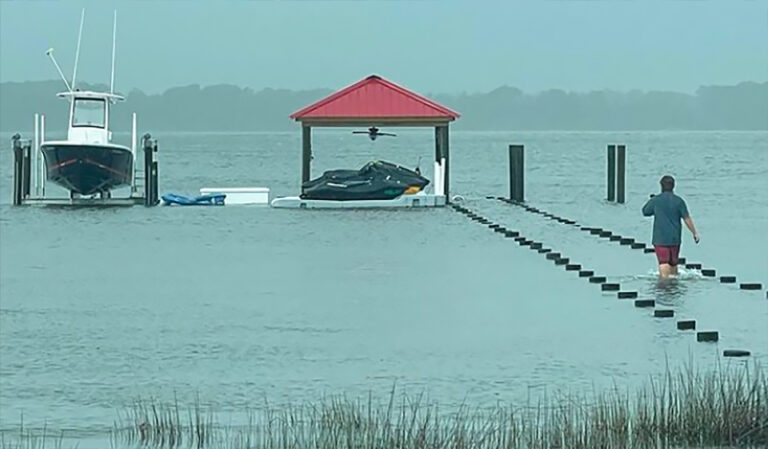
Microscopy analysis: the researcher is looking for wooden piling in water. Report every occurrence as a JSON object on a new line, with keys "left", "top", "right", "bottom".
{"left": 440, "top": 125, "right": 450, "bottom": 199}
{"left": 21, "top": 140, "right": 31, "bottom": 199}
{"left": 142, "top": 134, "right": 160, "bottom": 207}
{"left": 508, "top": 144, "right": 524, "bottom": 202}
{"left": 607, "top": 144, "right": 616, "bottom": 202}
{"left": 617, "top": 145, "right": 626, "bottom": 204}
{"left": 151, "top": 153, "right": 159, "bottom": 205}
{"left": 302, "top": 125, "right": 312, "bottom": 186}
{"left": 12, "top": 134, "right": 23, "bottom": 206}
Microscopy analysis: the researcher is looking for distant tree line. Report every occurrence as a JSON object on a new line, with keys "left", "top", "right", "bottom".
{"left": 1, "top": 80, "right": 765, "bottom": 132}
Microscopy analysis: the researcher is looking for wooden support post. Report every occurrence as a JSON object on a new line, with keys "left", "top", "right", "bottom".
{"left": 21, "top": 140, "right": 31, "bottom": 199}
{"left": 435, "top": 125, "right": 450, "bottom": 199}
{"left": 12, "top": 134, "right": 22, "bottom": 206}
{"left": 517, "top": 145, "right": 524, "bottom": 202}
{"left": 617, "top": 144, "right": 626, "bottom": 204}
{"left": 509, "top": 144, "right": 524, "bottom": 202}
{"left": 142, "top": 134, "right": 153, "bottom": 207}
{"left": 150, "top": 141, "right": 159, "bottom": 206}
{"left": 434, "top": 126, "right": 442, "bottom": 195}
{"left": 443, "top": 125, "right": 450, "bottom": 200}
{"left": 509, "top": 145, "right": 515, "bottom": 200}
{"left": 607, "top": 144, "right": 616, "bottom": 202}
{"left": 301, "top": 125, "right": 311, "bottom": 188}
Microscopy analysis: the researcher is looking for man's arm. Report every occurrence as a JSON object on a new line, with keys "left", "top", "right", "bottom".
{"left": 642, "top": 197, "right": 655, "bottom": 216}
{"left": 684, "top": 216, "right": 700, "bottom": 243}
{"left": 679, "top": 199, "right": 699, "bottom": 243}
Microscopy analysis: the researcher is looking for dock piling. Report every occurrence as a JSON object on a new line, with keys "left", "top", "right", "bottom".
{"left": 508, "top": 144, "right": 524, "bottom": 202}
{"left": 151, "top": 141, "right": 159, "bottom": 205}
{"left": 617, "top": 145, "right": 626, "bottom": 204}
{"left": 21, "top": 139, "right": 31, "bottom": 199}
{"left": 150, "top": 141, "right": 159, "bottom": 205}
{"left": 607, "top": 145, "right": 616, "bottom": 201}
{"left": 12, "top": 134, "right": 23, "bottom": 206}
{"left": 607, "top": 144, "right": 626, "bottom": 203}
{"left": 440, "top": 125, "right": 450, "bottom": 199}
{"left": 301, "top": 125, "right": 311, "bottom": 188}
{"left": 143, "top": 134, "right": 151, "bottom": 206}
{"left": 142, "top": 134, "right": 159, "bottom": 206}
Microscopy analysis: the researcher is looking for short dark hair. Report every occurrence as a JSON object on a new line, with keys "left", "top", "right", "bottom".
{"left": 660, "top": 175, "right": 675, "bottom": 192}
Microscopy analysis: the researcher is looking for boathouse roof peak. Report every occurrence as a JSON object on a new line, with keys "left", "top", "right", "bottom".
{"left": 290, "top": 75, "right": 459, "bottom": 125}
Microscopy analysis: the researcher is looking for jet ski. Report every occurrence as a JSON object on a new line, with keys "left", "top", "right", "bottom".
{"left": 301, "top": 160, "right": 429, "bottom": 201}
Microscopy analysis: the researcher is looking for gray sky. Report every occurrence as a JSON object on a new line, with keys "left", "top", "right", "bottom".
{"left": 1, "top": 1, "right": 766, "bottom": 94}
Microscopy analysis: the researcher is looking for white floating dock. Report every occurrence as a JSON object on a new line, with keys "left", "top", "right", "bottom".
{"left": 199, "top": 187, "right": 269, "bottom": 205}
{"left": 271, "top": 193, "right": 446, "bottom": 209}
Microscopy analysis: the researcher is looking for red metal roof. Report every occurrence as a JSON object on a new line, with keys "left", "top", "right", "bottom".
{"left": 290, "top": 75, "right": 460, "bottom": 121}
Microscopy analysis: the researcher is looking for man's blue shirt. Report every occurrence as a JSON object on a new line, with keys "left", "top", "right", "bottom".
{"left": 642, "top": 192, "right": 689, "bottom": 246}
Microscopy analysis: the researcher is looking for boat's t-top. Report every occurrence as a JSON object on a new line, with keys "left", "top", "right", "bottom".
{"left": 56, "top": 90, "right": 124, "bottom": 145}
{"left": 39, "top": 9, "right": 137, "bottom": 198}
{"left": 45, "top": 8, "right": 122, "bottom": 145}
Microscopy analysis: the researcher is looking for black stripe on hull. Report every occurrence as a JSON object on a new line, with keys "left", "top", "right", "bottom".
{"left": 42, "top": 144, "right": 133, "bottom": 195}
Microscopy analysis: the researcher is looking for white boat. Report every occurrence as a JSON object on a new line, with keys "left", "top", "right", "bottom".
{"left": 40, "top": 10, "right": 134, "bottom": 198}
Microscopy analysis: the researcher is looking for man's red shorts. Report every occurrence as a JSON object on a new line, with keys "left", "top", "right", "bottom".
{"left": 654, "top": 245, "right": 681, "bottom": 266}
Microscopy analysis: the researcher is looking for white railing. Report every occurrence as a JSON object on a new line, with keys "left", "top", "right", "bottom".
{"left": 131, "top": 112, "right": 137, "bottom": 190}
{"left": 39, "top": 114, "right": 46, "bottom": 196}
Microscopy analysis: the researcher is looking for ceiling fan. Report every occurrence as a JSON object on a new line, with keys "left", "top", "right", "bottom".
{"left": 352, "top": 126, "right": 397, "bottom": 141}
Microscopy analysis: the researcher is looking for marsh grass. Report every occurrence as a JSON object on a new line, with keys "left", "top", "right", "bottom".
{"left": 110, "top": 364, "right": 767, "bottom": 449}
{"left": 3, "top": 364, "right": 766, "bottom": 449}
{"left": 0, "top": 417, "right": 64, "bottom": 449}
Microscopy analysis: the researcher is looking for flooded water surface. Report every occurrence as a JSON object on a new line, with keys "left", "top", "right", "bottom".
{"left": 1, "top": 131, "right": 766, "bottom": 446}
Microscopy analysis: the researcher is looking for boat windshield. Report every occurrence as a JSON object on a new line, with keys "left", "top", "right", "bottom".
{"left": 72, "top": 98, "right": 106, "bottom": 128}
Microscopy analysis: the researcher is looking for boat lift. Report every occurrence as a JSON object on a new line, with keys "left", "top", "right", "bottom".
{"left": 10, "top": 9, "right": 160, "bottom": 207}
{"left": 10, "top": 114, "right": 159, "bottom": 207}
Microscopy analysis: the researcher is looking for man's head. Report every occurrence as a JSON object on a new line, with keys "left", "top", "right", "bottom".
{"left": 660, "top": 175, "right": 675, "bottom": 192}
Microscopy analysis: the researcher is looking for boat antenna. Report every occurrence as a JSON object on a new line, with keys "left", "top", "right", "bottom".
{"left": 110, "top": 10, "right": 117, "bottom": 94}
{"left": 45, "top": 48, "right": 72, "bottom": 92}
{"left": 71, "top": 8, "right": 85, "bottom": 91}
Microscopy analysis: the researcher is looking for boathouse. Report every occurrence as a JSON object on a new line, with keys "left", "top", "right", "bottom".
{"left": 289, "top": 75, "right": 460, "bottom": 198}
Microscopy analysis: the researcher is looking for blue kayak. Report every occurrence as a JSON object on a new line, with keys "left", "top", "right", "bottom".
{"left": 161, "top": 193, "right": 226, "bottom": 206}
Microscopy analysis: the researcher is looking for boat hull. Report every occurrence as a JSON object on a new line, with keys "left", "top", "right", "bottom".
{"left": 42, "top": 143, "right": 133, "bottom": 195}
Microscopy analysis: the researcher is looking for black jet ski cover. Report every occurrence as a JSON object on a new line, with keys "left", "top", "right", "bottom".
{"left": 301, "top": 160, "right": 430, "bottom": 201}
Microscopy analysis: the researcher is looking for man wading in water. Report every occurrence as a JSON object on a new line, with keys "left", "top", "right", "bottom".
{"left": 642, "top": 175, "right": 700, "bottom": 278}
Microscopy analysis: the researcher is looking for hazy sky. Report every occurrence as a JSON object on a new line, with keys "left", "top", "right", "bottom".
{"left": 1, "top": 1, "right": 766, "bottom": 94}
